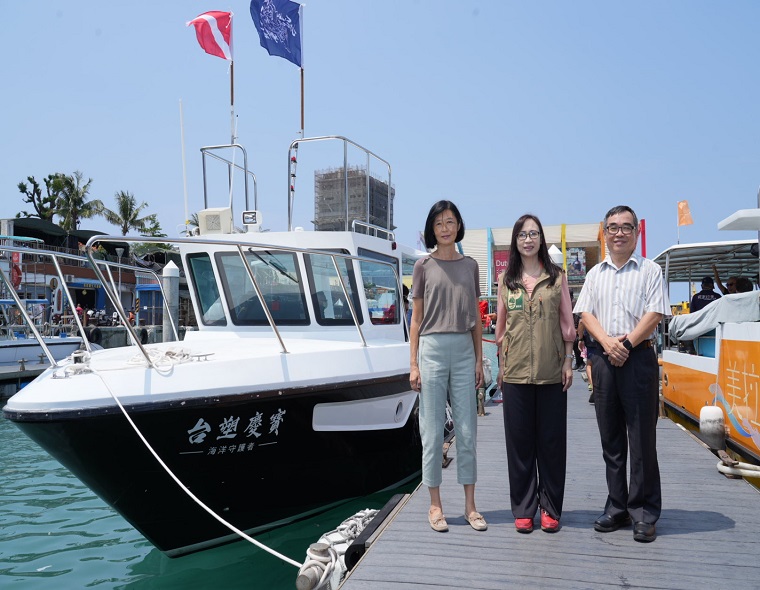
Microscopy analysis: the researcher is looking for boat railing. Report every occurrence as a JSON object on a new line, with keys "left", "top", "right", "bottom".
{"left": 351, "top": 220, "right": 395, "bottom": 241}
{"left": 287, "top": 136, "right": 393, "bottom": 233}
{"left": 200, "top": 144, "right": 258, "bottom": 215}
{"left": 0, "top": 245, "right": 168, "bottom": 367}
{"left": 88, "top": 233, "right": 405, "bottom": 362}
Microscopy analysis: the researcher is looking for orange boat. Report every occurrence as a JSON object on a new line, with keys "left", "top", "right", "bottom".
{"left": 655, "top": 209, "right": 759, "bottom": 462}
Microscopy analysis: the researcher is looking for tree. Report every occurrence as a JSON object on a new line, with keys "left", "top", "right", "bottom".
{"left": 97, "top": 190, "right": 156, "bottom": 235}
{"left": 140, "top": 214, "right": 167, "bottom": 238}
{"left": 16, "top": 174, "right": 64, "bottom": 221}
{"left": 57, "top": 171, "right": 99, "bottom": 231}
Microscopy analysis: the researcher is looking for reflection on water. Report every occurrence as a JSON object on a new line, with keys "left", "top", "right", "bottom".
{"left": 0, "top": 413, "right": 419, "bottom": 589}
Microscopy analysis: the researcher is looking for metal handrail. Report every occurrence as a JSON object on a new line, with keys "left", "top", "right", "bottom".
{"left": 287, "top": 136, "right": 393, "bottom": 233}
{"left": 200, "top": 144, "right": 256, "bottom": 214}
{"left": 0, "top": 245, "right": 166, "bottom": 367}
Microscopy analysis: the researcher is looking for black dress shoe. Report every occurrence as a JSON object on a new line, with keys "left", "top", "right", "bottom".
{"left": 594, "top": 512, "right": 632, "bottom": 532}
{"left": 633, "top": 521, "right": 656, "bottom": 542}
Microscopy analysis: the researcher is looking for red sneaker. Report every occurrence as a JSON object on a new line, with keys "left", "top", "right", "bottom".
{"left": 540, "top": 509, "right": 559, "bottom": 532}
{"left": 515, "top": 518, "right": 533, "bottom": 533}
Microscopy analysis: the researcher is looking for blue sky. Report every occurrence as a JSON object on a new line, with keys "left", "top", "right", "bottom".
{"left": 2, "top": 1, "right": 759, "bottom": 260}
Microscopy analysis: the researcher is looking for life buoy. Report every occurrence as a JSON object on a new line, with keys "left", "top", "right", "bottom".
{"left": 139, "top": 328, "right": 149, "bottom": 345}
{"left": 87, "top": 326, "right": 102, "bottom": 345}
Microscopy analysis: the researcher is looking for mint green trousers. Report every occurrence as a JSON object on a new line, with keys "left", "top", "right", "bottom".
{"left": 418, "top": 332, "right": 478, "bottom": 488}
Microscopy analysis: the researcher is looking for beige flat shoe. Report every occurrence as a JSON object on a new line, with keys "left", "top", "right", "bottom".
{"left": 428, "top": 509, "right": 448, "bottom": 532}
{"left": 465, "top": 511, "right": 488, "bottom": 531}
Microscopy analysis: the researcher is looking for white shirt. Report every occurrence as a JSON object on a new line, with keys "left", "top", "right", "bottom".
{"left": 574, "top": 252, "right": 670, "bottom": 338}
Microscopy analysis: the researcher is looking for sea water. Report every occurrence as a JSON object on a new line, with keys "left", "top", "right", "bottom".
{"left": 0, "top": 413, "right": 417, "bottom": 589}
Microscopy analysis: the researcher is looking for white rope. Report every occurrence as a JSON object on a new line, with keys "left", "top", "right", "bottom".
{"left": 64, "top": 359, "right": 302, "bottom": 568}
{"left": 297, "top": 508, "right": 379, "bottom": 590}
{"left": 717, "top": 461, "right": 760, "bottom": 479}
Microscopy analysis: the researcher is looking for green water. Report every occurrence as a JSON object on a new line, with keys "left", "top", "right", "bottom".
{"left": 0, "top": 412, "right": 418, "bottom": 589}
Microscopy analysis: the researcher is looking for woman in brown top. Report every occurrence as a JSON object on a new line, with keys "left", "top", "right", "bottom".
{"left": 410, "top": 200, "right": 486, "bottom": 533}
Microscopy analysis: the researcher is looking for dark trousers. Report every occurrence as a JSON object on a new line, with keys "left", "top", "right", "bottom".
{"left": 573, "top": 338, "right": 583, "bottom": 366}
{"left": 592, "top": 347, "right": 661, "bottom": 524}
{"left": 502, "top": 382, "right": 567, "bottom": 519}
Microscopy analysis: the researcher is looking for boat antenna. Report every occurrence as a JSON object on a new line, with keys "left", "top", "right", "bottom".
{"left": 179, "top": 99, "right": 190, "bottom": 228}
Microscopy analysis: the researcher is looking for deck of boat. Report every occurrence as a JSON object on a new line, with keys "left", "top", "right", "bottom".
{"left": 341, "top": 377, "right": 760, "bottom": 589}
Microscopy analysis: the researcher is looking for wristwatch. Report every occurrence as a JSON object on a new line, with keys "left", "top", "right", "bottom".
{"left": 622, "top": 338, "right": 633, "bottom": 351}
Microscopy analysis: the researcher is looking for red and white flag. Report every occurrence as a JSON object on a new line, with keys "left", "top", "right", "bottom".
{"left": 187, "top": 11, "right": 233, "bottom": 60}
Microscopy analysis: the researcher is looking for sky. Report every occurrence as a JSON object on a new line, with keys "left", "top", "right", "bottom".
{"left": 3, "top": 1, "right": 760, "bottom": 264}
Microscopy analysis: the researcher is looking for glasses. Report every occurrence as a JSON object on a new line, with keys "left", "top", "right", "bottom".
{"left": 604, "top": 224, "right": 636, "bottom": 235}
{"left": 727, "top": 282, "right": 736, "bottom": 287}
{"left": 434, "top": 219, "right": 458, "bottom": 230}
{"left": 517, "top": 230, "right": 541, "bottom": 241}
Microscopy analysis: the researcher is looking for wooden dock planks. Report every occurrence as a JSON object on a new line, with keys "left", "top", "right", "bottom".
{"left": 341, "top": 379, "right": 760, "bottom": 589}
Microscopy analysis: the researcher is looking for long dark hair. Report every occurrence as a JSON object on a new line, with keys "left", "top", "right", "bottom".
{"left": 423, "top": 200, "right": 465, "bottom": 250}
{"left": 504, "top": 214, "right": 561, "bottom": 290}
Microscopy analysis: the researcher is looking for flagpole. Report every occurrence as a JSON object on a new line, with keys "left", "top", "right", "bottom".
{"left": 230, "top": 60, "right": 235, "bottom": 144}
{"left": 300, "top": 67, "right": 304, "bottom": 138}
{"left": 299, "top": 3, "right": 305, "bottom": 138}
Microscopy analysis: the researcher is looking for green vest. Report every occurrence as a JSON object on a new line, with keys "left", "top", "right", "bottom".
{"left": 501, "top": 269, "right": 565, "bottom": 384}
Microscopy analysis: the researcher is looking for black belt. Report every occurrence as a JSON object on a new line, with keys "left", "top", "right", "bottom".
{"left": 633, "top": 340, "right": 654, "bottom": 350}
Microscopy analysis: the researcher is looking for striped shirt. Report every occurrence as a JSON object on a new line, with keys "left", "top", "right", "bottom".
{"left": 573, "top": 252, "right": 670, "bottom": 338}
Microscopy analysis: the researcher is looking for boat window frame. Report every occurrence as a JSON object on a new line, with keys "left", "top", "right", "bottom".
{"left": 215, "top": 249, "right": 310, "bottom": 327}
{"left": 303, "top": 249, "right": 364, "bottom": 326}
{"left": 357, "top": 248, "right": 401, "bottom": 326}
{"left": 186, "top": 252, "right": 227, "bottom": 327}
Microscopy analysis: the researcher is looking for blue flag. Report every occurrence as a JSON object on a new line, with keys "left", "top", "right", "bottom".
{"left": 250, "top": 0, "right": 302, "bottom": 67}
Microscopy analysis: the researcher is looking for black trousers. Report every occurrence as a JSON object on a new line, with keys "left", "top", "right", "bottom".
{"left": 573, "top": 338, "right": 583, "bottom": 366}
{"left": 592, "top": 347, "right": 661, "bottom": 524}
{"left": 502, "top": 382, "right": 567, "bottom": 519}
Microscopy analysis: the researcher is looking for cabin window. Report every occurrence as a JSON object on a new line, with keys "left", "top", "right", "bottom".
{"left": 304, "top": 252, "right": 363, "bottom": 326}
{"left": 216, "top": 250, "right": 308, "bottom": 326}
{"left": 357, "top": 249, "right": 400, "bottom": 325}
{"left": 186, "top": 253, "right": 227, "bottom": 326}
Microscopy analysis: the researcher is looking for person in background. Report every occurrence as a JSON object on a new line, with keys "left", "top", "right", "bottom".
{"left": 690, "top": 276, "right": 721, "bottom": 313}
{"left": 571, "top": 293, "right": 584, "bottom": 371}
{"left": 410, "top": 200, "right": 486, "bottom": 533}
{"left": 712, "top": 265, "right": 738, "bottom": 295}
{"left": 574, "top": 205, "right": 670, "bottom": 543}
{"left": 577, "top": 317, "right": 596, "bottom": 402}
{"left": 494, "top": 213, "right": 575, "bottom": 534}
{"left": 735, "top": 277, "right": 754, "bottom": 293}
{"left": 402, "top": 284, "right": 410, "bottom": 321}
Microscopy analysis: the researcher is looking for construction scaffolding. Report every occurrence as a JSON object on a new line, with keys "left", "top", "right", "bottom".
{"left": 314, "top": 166, "right": 395, "bottom": 233}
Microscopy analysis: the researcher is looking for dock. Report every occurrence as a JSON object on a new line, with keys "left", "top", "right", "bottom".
{"left": 0, "top": 365, "right": 46, "bottom": 400}
{"left": 341, "top": 378, "right": 760, "bottom": 589}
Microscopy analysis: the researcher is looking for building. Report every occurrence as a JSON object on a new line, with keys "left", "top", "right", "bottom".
{"left": 459, "top": 223, "right": 606, "bottom": 299}
{"left": 313, "top": 167, "right": 395, "bottom": 234}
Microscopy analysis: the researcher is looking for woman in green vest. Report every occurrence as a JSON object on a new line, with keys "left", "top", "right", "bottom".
{"left": 494, "top": 213, "right": 575, "bottom": 533}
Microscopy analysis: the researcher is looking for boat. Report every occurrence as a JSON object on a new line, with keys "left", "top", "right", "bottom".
{"left": 2, "top": 140, "right": 423, "bottom": 557}
{"left": 0, "top": 298, "right": 84, "bottom": 367}
{"left": 655, "top": 207, "right": 760, "bottom": 463}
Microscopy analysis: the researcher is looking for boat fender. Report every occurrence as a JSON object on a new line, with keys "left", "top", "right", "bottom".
{"left": 139, "top": 328, "right": 149, "bottom": 345}
{"left": 87, "top": 326, "right": 102, "bottom": 345}
{"left": 699, "top": 406, "right": 725, "bottom": 451}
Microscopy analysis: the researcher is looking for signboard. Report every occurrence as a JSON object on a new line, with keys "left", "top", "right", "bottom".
{"left": 493, "top": 250, "right": 510, "bottom": 283}
{"left": 566, "top": 247, "right": 586, "bottom": 283}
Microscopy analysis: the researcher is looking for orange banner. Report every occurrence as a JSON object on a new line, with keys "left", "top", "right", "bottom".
{"left": 677, "top": 200, "right": 694, "bottom": 226}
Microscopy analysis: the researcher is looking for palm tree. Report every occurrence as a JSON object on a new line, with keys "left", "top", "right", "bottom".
{"left": 97, "top": 191, "right": 154, "bottom": 235}
{"left": 181, "top": 213, "right": 200, "bottom": 235}
{"left": 57, "top": 171, "right": 99, "bottom": 231}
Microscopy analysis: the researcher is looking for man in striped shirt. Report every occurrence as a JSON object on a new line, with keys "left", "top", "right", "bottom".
{"left": 574, "top": 205, "right": 670, "bottom": 543}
